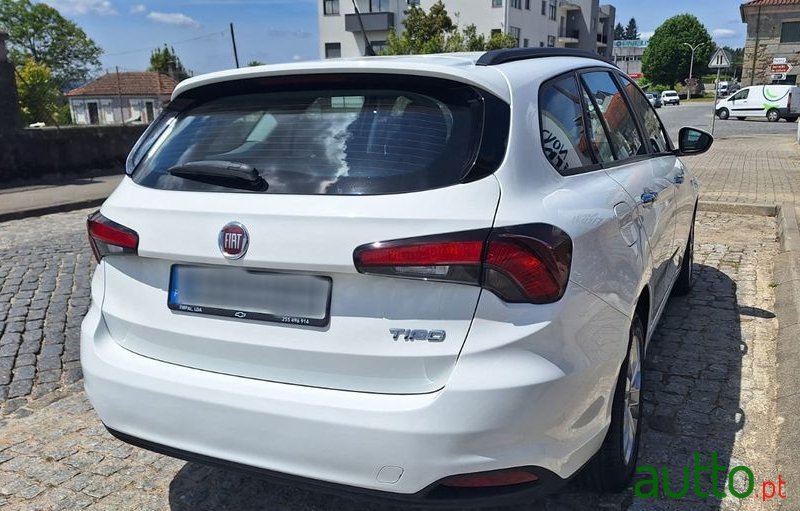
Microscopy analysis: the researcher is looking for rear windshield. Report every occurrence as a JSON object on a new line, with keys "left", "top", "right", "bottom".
{"left": 132, "top": 75, "right": 489, "bottom": 195}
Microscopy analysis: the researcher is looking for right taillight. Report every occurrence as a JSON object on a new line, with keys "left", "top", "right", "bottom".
{"left": 87, "top": 211, "right": 139, "bottom": 262}
{"left": 353, "top": 224, "right": 572, "bottom": 304}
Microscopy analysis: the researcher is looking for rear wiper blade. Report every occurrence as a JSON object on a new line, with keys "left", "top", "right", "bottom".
{"left": 168, "top": 160, "right": 268, "bottom": 192}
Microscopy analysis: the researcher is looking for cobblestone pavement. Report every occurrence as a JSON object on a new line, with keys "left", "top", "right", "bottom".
{"left": 686, "top": 136, "right": 800, "bottom": 205}
{"left": 0, "top": 211, "right": 781, "bottom": 510}
{"left": 0, "top": 209, "right": 95, "bottom": 415}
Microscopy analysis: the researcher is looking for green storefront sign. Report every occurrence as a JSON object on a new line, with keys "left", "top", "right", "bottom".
{"left": 613, "top": 40, "right": 649, "bottom": 48}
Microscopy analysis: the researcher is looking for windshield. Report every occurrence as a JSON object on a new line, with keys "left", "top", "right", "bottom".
{"left": 132, "top": 75, "right": 492, "bottom": 195}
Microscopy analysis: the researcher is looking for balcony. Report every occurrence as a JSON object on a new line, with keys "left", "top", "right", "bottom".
{"left": 559, "top": 1, "right": 581, "bottom": 11}
{"left": 345, "top": 12, "right": 394, "bottom": 32}
{"left": 558, "top": 29, "right": 580, "bottom": 44}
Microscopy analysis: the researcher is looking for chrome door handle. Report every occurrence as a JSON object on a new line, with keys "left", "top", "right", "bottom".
{"left": 641, "top": 191, "right": 658, "bottom": 204}
{"left": 674, "top": 174, "right": 685, "bottom": 184}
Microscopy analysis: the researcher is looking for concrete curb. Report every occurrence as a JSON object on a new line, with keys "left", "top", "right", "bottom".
{"left": 698, "top": 200, "right": 779, "bottom": 217}
{"left": 773, "top": 202, "right": 800, "bottom": 509}
{"left": 0, "top": 198, "right": 105, "bottom": 223}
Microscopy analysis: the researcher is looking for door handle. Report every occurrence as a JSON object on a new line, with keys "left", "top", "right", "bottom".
{"left": 641, "top": 191, "right": 658, "bottom": 204}
{"left": 674, "top": 174, "right": 685, "bottom": 185}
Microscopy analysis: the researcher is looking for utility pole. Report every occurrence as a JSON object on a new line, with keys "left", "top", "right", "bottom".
{"left": 229, "top": 22, "right": 240, "bottom": 68}
{"left": 682, "top": 42, "right": 705, "bottom": 101}
{"left": 116, "top": 66, "right": 124, "bottom": 125}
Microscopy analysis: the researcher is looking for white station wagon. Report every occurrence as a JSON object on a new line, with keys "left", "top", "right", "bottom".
{"left": 81, "top": 48, "right": 711, "bottom": 505}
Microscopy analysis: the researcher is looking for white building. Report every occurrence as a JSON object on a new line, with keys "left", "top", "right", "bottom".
{"left": 318, "top": 0, "right": 615, "bottom": 59}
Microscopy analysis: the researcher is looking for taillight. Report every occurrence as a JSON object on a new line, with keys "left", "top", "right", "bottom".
{"left": 440, "top": 469, "right": 539, "bottom": 488}
{"left": 353, "top": 224, "right": 572, "bottom": 304}
{"left": 87, "top": 211, "right": 139, "bottom": 262}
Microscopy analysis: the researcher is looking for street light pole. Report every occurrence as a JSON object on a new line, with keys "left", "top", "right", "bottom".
{"left": 682, "top": 42, "right": 705, "bottom": 100}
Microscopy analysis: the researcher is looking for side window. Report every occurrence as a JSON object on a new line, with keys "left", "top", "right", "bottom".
{"left": 580, "top": 71, "right": 645, "bottom": 160}
{"left": 618, "top": 75, "right": 670, "bottom": 154}
{"left": 731, "top": 89, "right": 749, "bottom": 101}
{"left": 580, "top": 87, "right": 615, "bottom": 163}
{"left": 539, "top": 75, "right": 595, "bottom": 174}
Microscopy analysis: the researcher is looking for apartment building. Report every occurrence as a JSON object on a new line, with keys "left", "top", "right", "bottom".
{"left": 318, "top": 0, "right": 615, "bottom": 59}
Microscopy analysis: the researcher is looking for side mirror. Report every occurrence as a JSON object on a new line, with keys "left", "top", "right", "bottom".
{"left": 676, "top": 127, "right": 713, "bottom": 156}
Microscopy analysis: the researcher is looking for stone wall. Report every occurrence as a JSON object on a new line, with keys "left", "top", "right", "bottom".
{"left": 742, "top": 5, "right": 800, "bottom": 85}
{"left": 0, "top": 125, "right": 146, "bottom": 184}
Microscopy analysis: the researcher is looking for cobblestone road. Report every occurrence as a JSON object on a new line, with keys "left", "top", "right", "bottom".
{"left": 0, "top": 210, "right": 782, "bottom": 510}
{"left": 0, "top": 209, "right": 95, "bottom": 415}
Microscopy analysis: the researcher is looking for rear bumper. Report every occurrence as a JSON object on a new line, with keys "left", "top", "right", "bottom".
{"left": 81, "top": 296, "right": 611, "bottom": 501}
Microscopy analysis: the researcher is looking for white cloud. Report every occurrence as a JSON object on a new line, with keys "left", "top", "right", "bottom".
{"left": 292, "top": 55, "right": 302, "bottom": 61}
{"left": 639, "top": 31, "right": 655, "bottom": 40}
{"left": 130, "top": 4, "right": 146, "bottom": 14}
{"left": 713, "top": 28, "right": 738, "bottom": 38}
{"left": 44, "top": 0, "right": 117, "bottom": 15}
{"left": 147, "top": 11, "right": 201, "bottom": 29}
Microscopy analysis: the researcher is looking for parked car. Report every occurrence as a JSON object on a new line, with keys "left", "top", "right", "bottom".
{"left": 716, "top": 84, "right": 800, "bottom": 122}
{"left": 81, "top": 48, "right": 710, "bottom": 506}
{"left": 661, "top": 89, "right": 680, "bottom": 105}
{"left": 717, "top": 81, "right": 729, "bottom": 98}
{"left": 645, "top": 92, "right": 662, "bottom": 108}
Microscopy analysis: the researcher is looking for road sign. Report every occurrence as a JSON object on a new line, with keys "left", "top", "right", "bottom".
{"left": 769, "top": 63, "right": 793, "bottom": 74}
{"left": 773, "top": 57, "right": 788, "bottom": 64}
{"left": 708, "top": 48, "right": 731, "bottom": 69}
{"left": 771, "top": 73, "right": 787, "bottom": 81}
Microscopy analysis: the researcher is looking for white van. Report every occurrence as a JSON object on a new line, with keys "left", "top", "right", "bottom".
{"left": 715, "top": 84, "right": 800, "bottom": 122}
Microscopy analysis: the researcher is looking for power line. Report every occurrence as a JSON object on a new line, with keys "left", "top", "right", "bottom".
{"left": 104, "top": 31, "right": 226, "bottom": 57}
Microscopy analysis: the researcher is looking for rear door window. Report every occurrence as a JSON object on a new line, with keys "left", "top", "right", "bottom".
{"left": 617, "top": 75, "right": 671, "bottom": 154}
{"left": 132, "top": 75, "right": 494, "bottom": 195}
{"left": 539, "top": 74, "right": 595, "bottom": 174}
{"left": 580, "top": 71, "right": 645, "bottom": 160}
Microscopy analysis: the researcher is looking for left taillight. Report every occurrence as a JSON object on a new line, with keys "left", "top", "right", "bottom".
{"left": 87, "top": 211, "right": 139, "bottom": 262}
{"left": 353, "top": 224, "right": 572, "bottom": 304}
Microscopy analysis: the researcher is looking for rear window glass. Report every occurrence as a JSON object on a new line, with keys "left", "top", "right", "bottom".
{"left": 132, "top": 76, "right": 486, "bottom": 195}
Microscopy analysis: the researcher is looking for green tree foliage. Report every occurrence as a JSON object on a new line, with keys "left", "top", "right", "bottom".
{"left": 641, "top": 14, "right": 713, "bottom": 87}
{"left": 722, "top": 46, "right": 744, "bottom": 80}
{"left": 382, "top": 1, "right": 516, "bottom": 55}
{"left": 148, "top": 46, "right": 190, "bottom": 81}
{"left": 624, "top": 18, "right": 639, "bottom": 40}
{"left": 247, "top": 60, "right": 265, "bottom": 67}
{"left": 0, "top": 0, "right": 102, "bottom": 89}
{"left": 614, "top": 22, "right": 625, "bottom": 41}
{"left": 15, "top": 58, "right": 65, "bottom": 125}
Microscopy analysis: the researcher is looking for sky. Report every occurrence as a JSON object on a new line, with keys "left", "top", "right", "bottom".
{"left": 39, "top": 0, "right": 748, "bottom": 76}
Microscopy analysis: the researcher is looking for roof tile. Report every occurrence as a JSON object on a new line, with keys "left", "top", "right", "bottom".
{"left": 66, "top": 72, "right": 178, "bottom": 97}
{"left": 742, "top": 0, "right": 800, "bottom": 7}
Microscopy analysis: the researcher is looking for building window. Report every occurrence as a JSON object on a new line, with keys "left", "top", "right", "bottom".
{"left": 509, "top": 26, "right": 521, "bottom": 46}
{"left": 407, "top": 0, "right": 420, "bottom": 5}
{"left": 372, "top": 40, "right": 387, "bottom": 53}
{"left": 548, "top": 0, "right": 556, "bottom": 20}
{"left": 547, "top": 35, "right": 555, "bottom": 47}
{"left": 325, "top": 42, "right": 341, "bottom": 58}
{"left": 523, "top": 38, "right": 529, "bottom": 47}
{"left": 323, "top": 0, "right": 339, "bottom": 15}
{"left": 526, "top": 0, "right": 531, "bottom": 9}
{"left": 541, "top": 0, "right": 546, "bottom": 15}
{"left": 370, "top": 0, "right": 390, "bottom": 11}
{"left": 492, "top": 0, "right": 503, "bottom": 7}
{"left": 540, "top": 41, "right": 545, "bottom": 47}
{"left": 491, "top": 28, "right": 502, "bottom": 36}
{"left": 511, "top": 0, "right": 521, "bottom": 8}
{"left": 781, "top": 21, "right": 800, "bottom": 43}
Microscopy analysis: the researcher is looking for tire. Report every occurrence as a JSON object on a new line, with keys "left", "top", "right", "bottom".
{"left": 581, "top": 315, "right": 644, "bottom": 492}
{"left": 736, "top": 116, "right": 746, "bottom": 121}
{"left": 718, "top": 108, "right": 730, "bottom": 120}
{"left": 767, "top": 108, "right": 780, "bottom": 122}
{"left": 672, "top": 219, "right": 694, "bottom": 296}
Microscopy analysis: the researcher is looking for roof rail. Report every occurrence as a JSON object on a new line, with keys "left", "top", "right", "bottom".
{"left": 476, "top": 48, "right": 617, "bottom": 67}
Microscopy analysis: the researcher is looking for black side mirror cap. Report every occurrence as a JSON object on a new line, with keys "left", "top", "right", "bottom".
{"left": 675, "top": 127, "right": 713, "bottom": 156}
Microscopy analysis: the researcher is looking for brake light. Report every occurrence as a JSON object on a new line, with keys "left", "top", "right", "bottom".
{"left": 441, "top": 469, "right": 539, "bottom": 488}
{"left": 353, "top": 224, "right": 572, "bottom": 304}
{"left": 87, "top": 211, "right": 139, "bottom": 262}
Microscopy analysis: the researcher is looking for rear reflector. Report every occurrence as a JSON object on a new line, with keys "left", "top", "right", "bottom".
{"left": 441, "top": 470, "right": 540, "bottom": 488}
{"left": 87, "top": 211, "right": 139, "bottom": 262}
{"left": 353, "top": 224, "right": 572, "bottom": 304}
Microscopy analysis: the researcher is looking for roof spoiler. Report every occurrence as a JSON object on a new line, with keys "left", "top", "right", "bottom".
{"left": 477, "top": 48, "right": 617, "bottom": 67}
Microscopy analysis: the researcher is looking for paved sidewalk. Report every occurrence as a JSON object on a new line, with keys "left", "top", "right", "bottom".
{"left": 688, "top": 135, "right": 800, "bottom": 205}
{"left": 0, "top": 176, "right": 122, "bottom": 222}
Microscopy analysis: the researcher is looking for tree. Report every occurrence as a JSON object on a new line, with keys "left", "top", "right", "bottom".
{"left": 148, "top": 46, "right": 190, "bottom": 81}
{"left": 15, "top": 58, "right": 65, "bottom": 125}
{"left": 247, "top": 60, "right": 265, "bottom": 67}
{"left": 641, "top": 14, "right": 713, "bottom": 86}
{"left": 624, "top": 18, "right": 639, "bottom": 40}
{"left": 382, "top": 1, "right": 516, "bottom": 55}
{"left": 614, "top": 22, "right": 625, "bottom": 41}
{"left": 722, "top": 46, "right": 744, "bottom": 80}
{"left": 0, "top": 0, "right": 102, "bottom": 89}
